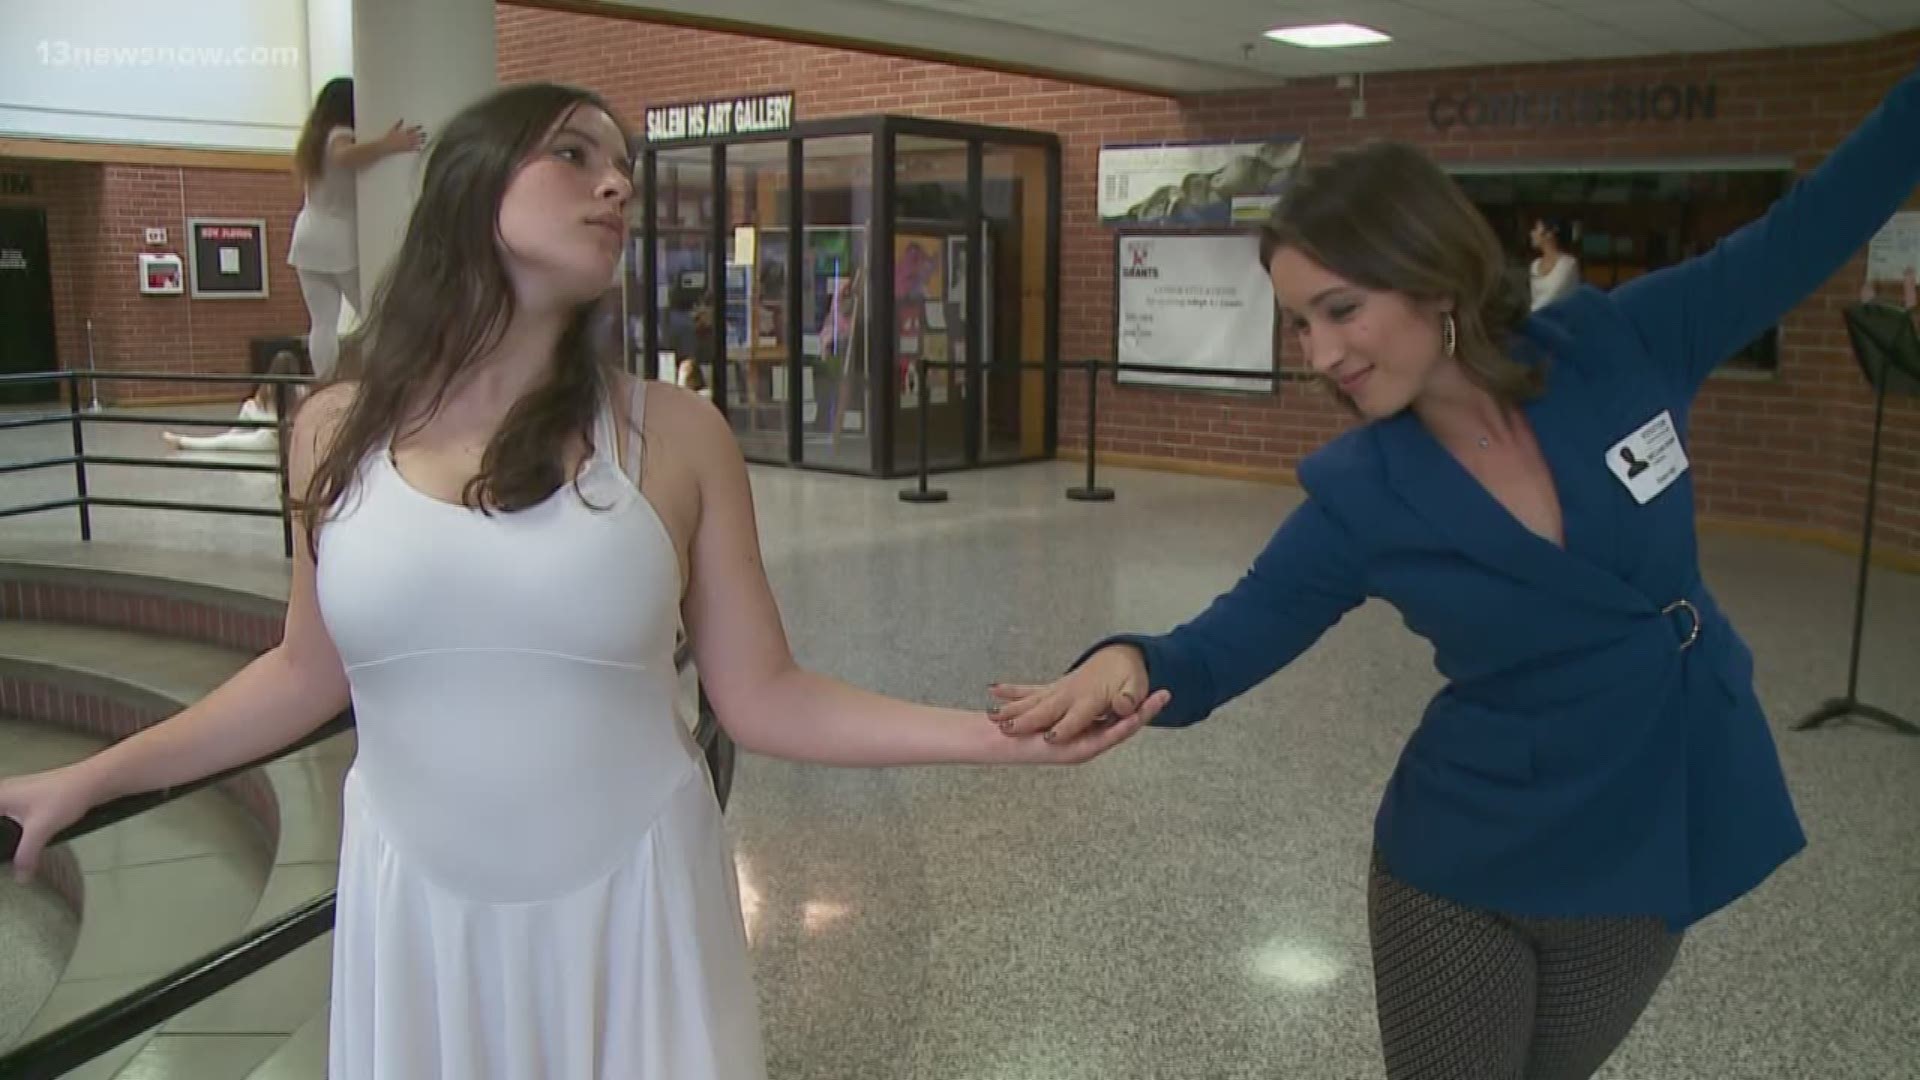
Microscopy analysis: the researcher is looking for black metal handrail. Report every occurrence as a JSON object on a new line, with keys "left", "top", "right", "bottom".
{"left": 0, "top": 707, "right": 350, "bottom": 1080}
{"left": 0, "top": 454, "right": 280, "bottom": 476}
{"left": 0, "top": 372, "right": 314, "bottom": 387}
{"left": 0, "top": 714, "right": 353, "bottom": 865}
{"left": 0, "top": 370, "right": 307, "bottom": 557}
{"left": 0, "top": 642, "right": 733, "bottom": 1077}
{"left": 0, "top": 412, "right": 283, "bottom": 434}
{"left": 0, "top": 894, "right": 336, "bottom": 1080}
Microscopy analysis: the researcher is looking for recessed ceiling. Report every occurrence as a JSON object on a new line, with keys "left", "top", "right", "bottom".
{"left": 588, "top": 0, "right": 1920, "bottom": 92}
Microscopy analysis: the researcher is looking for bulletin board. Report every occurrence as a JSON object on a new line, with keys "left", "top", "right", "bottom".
{"left": 187, "top": 217, "right": 269, "bottom": 299}
{"left": 1867, "top": 211, "right": 1920, "bottom": 282}
{"left": 1113, "top": 228, "right": 1282, "bottom": 393}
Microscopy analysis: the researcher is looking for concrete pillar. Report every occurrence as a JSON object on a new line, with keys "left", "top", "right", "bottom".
{"left": 349, "top": 0, "right": 495, "bottom": 316}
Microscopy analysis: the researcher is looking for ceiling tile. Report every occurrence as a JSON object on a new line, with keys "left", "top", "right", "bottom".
{"left": 611, "top": 0, "right": 1915, "bottom": 94}
{"left": 1688, "top": 0, "right": 1887, "bottom": 45}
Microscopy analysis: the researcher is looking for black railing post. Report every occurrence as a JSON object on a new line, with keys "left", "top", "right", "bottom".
{"left": 67, "top": 371, "right": 92, "bottom": 540}
{"left": 1066, "top": 359, "right": 1114, "bottom": 502}
{"left": 899, "top": 354, "right": 948, "bottom": 504}
{"left": 697, "top": 683, "right": 733, "bottom": 810}
{"left": 274, "top": 382, "right": 294, "bottom": 558}
{"left": 0, "top": 370, "right": 329, "bottom": 557}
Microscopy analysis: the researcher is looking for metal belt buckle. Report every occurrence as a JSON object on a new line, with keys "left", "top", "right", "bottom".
{"left": 1662, "top": 598, "right": 1701, "bottom": 650}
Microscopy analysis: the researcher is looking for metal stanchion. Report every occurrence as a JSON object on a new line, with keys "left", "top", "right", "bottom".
{"left": 1065, "top": 358, "right": 1114, "bottom": 502}
{"left": 84, "top": 318, "right": 103, "bottom": 412}
{"left": 898, "top": 352, "right": 948, "bottom": 504}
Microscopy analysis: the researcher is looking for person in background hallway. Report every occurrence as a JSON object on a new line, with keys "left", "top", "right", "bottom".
{"left": 0, "top": 82, "right": 1156, "bottom": 1080}
{"left": 288, "top": 76, "right": 425, "bottom": 379}
{"left": 989, "top": 56, "right": 1920, "bottom": 1080}
{"left": 1528, "top": 216, "right": 1580, "bottom": 311}
{"left": 678, "top": 356, "right": 711, "bottom": 398}
{"left": 161, "top": 350, "right": 307, "bottom": 453}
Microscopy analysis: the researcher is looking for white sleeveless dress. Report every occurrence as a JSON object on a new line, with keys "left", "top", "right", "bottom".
{"left": 313, "top": 382, "right": 767, "bottom": 1079}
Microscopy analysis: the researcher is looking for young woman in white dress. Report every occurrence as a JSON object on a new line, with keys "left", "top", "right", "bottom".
{"left": 160, "top": 350, "right": 306, "bottom": 453}
{"left": 0, "top": 83, "right": 1164, "bottom": 1079}
{"left": 288, "top": 76, "right": 425, "bottom": 378}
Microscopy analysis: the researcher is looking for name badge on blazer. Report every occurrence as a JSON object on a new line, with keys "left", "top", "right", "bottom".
{"left": 1608, "top": 410, "right": 1690, "bottom": 504}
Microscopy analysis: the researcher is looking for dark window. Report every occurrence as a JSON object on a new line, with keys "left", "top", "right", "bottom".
{"left": 1457, "top": 166, "right": 1793, "bottom": 374}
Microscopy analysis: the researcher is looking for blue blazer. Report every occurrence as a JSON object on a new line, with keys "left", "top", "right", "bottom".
{"left": 1088, "top": 59, "right": 1920, "bottom": 932}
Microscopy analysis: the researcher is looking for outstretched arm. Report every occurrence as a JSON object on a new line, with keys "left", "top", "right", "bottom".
{"left": 668, "top": 384, "right": 1156, "bottom": 767}
{"left": 1612, "top": 58, "right": 1920, "bottom": 397}
{"left": 995, "top": 498, "right": 1368, "bottom": 737}
{"left": 324, "top": 122, "right": 425, "bottom": 172}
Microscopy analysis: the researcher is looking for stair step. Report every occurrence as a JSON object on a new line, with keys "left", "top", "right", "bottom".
{"left": 0, "top": 541, "right": 288, "bottom": 657}
{"left": 0, "top": 540, "right": 289, "bottom": 615}
{"left": 3, "top": 717, "right": 280, "bottom": 1080}
{"left": 0, "top": 869, "right": 78, "bottom": 1049}
{"left": 0, "top": 621, "right": 254, "bottom": 710}
{"left": 0, "top": 551, "right": 332, "bottom": 1080}
{"left": 242, "top": 1006, "right": 328, "bottom": 1079}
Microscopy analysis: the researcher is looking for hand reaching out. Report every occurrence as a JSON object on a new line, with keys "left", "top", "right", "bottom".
{"left": 381, "top": 119, "right": 428, "bottom": 154}
{"left": 987, "top": 644, "right": 1168, "bottom": 756}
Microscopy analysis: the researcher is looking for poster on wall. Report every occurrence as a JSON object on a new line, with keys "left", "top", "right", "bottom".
{"left": 186, "top": 218, "right": 268, "bottom": 299}
{"left": 723, "top": 264, "right": 753, "bottom": 353}
{"left": 1098, "top": 138, "right": 1303, "bottom": 228}
{"left": 895, "top": 233, "right": 947, "bottom": 408}
{"left": 1115, "top": 231, "right": 1277, "bottom": 393}
{"left": 1867, "top": 211, "right": 1920, "bottom": 281}
{"left": 806, "top": 228, "right": 863, "bottom": 359}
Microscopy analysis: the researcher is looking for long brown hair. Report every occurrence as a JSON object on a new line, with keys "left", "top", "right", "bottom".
{"left": 294, "top": 77, "right": 355, "bottom": 183}
{"left": 300, "top": 82, "right": 627, "bottom": 544}
{"left": 1260, "top": 139, "right": 1541, "bottom": 407}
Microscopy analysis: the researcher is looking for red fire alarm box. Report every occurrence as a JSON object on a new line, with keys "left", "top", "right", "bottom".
{"left": 139, "top": 253, "right": 184, "bottom": 295}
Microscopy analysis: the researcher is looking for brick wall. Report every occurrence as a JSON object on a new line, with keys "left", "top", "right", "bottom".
{"left": 4, "top": 157, "right": 312, "bottom": 404}
{"left": 497, "top": 6, "right": 1920, "bottom": 558}
{"left": 13, "top": 8, "right": 1918, "bottom": 555}
{"left": 91, "top": 165, "right": 311, "bottom": 402}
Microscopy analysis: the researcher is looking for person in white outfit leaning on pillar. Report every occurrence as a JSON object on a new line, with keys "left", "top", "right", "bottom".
{"left": 288, "top": 77, "right": 425, "bottom": 379}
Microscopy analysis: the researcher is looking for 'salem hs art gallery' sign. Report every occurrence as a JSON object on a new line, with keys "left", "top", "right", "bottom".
{"left": 645, "top": 92, "right": 796, "bottom": 144}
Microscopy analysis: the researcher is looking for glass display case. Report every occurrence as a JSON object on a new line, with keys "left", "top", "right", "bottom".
{"left": 626, "top": 116, "right": 1061, "bottom": 476}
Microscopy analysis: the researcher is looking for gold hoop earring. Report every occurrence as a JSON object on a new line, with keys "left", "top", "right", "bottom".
{"left": 1442, "top": 312, "right": 1458, "bottom": 359}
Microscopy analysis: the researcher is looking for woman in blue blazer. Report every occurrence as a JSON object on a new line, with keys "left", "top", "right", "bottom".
{"left": 990, "top": 57, "right": 1920, "bottom": 1080}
